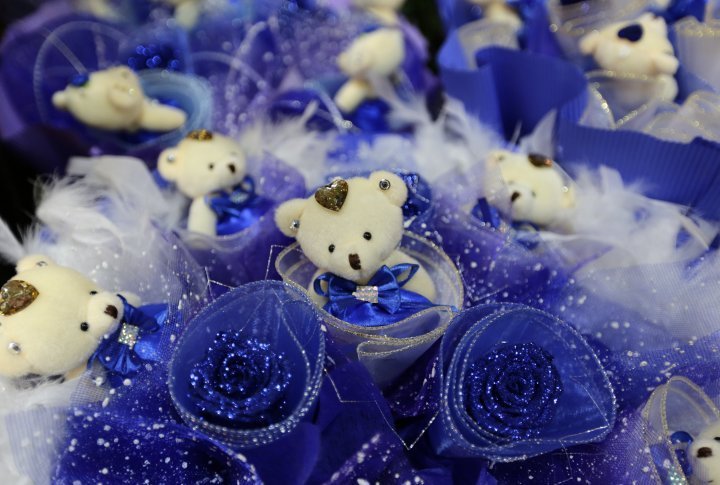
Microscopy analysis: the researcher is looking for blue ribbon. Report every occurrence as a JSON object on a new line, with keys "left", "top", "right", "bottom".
{"left": 205, "top": 176, "right": 273, "bottom": 236}
{"left": 314, "top": 264, "right": 436, "bottom": 327}
{"left": 89, "top": 296, "right": 167, "bottom": 385}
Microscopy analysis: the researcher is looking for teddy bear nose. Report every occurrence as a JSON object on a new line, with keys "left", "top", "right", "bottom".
{"left": 228, "top": 163, "right": 236, "bottom": 174}
{"left": 349, "top": 254, "right": 362, "bottom": 271}
{"left": 617, "top": 24, "right": 643, "bottom": 42}
{"left": 511, "top": 191, "right": 522, "bottom": 202}
{"left": 698, "top": 447, "right": 713, "bottom": 458}
{"left": 104, "top": 305, "right": 118, "bottom": 319}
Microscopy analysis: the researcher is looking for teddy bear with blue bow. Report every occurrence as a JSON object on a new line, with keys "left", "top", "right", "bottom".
{"left": 275, "top": 171, "right": 438, "bottom": 326}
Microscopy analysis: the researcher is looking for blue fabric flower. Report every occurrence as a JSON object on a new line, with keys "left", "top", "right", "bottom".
{"left": 189, "top": 333, "right": 291, "bottom": 428}
{"left": 464, "top": 342, "right": 562, "bottom": 441}
{"left": 430, "top": 303, "right": 615, "bottom": 461}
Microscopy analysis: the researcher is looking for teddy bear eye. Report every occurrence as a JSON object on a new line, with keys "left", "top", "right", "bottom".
{"left": 208, "top": 163, "right": 215, "bottom": 170}
{"left": 80, "top": 322, "right": 89, "bottom": 332}
{"left": 89, "top": 291, "right": 97, "bottom": 295}
{"left": 328, "top": 244, "right": 335, "bottom": 253}
{"left": 714, "top": 437, "right": 720, "bottom": 441}
{"left": 363, "top": 232, "right": 372, "bottom": 241}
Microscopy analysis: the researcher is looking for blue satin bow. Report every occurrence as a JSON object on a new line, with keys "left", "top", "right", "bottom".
{"left": 205, "top": 176, "right": 273, "bottom": 236}
{"left": 314, "top": 264, "right": 436, "bottom": 327}
{"left": 89, "top": 296, "right": 167, "bottom": 385}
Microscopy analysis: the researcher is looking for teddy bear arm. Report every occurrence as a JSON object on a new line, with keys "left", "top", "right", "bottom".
{"left": 187, "top": 198, "right": 218, "bottom": 236}
{"left": 385, "top": 250, "right": 436, "bottom": 301}
{"left": 334, "top": 78, "right": 374, "bottom": 113}
{"left": 308, "top": 268, "right": 330, "bottom": 307}
{"left": 139, "top": 100, "right": 187, "bottom": 132}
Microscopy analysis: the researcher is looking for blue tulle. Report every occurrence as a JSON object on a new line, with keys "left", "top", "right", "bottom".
{"left": 430, "top": 304, "right": 615, "bottom": 461}
{"left": 87, "top": 296, "right": 167, "bottom": 386}
{"left": 314, "top": 264, "right": 437, "bottom": 327}
{"left": 205, "top": 176, "right": 274, "bottom": 236}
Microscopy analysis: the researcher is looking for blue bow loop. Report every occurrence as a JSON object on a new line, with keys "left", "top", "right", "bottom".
{"left": 314, "top": 264, "right": 435, "bottom": 327}
{"left": 205, "top": 176, "right": 273, "bottom": 236}
{"left": 89, "top": 296, "right": 168, "bottom": 385}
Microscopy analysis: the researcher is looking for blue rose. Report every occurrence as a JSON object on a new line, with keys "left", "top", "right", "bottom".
{"left": 464, "top": 343, "right": 563, "bottom": 441}
{"left": 430, "top": 304, "right": 615, "bottom": 461}
{"left": 188, "top": 333, "right": 291, "bottom": 428}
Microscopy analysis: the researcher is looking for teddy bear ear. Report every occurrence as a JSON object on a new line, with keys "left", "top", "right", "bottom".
{"left": 85, "top": 292, "right": 124, "bottom": 339}
{"left": 15, "top": 254, "right": 55, "bottom": 273}
{"left": 369, "top": 171, "right": 408, "bottom": 208}
{"left": 157, "top": 148, "right": 180, "bottom": 181}
{"left": 275, "top": 199, "right": 307, "bottom": 237}
{"left": 579, "top": 30, "right": 601, "bottom": 55}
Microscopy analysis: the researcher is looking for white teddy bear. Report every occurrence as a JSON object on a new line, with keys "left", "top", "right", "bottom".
{"left": 469, "top": 0, "right": 522, "bottom": 30}
{"left": 579, "top": 13, "right": 680, "bottom": 101}
{"left": 687, "top": 420, "right": 720, "bottom": 484}
{"left": 334, "top": 0, "right": 407, "bottom": 113}
{"left": 52, "top": 66, "right": 187, "bottom": 132}
{"left": 275, "top": 171, "right": 436, "bottom": 309}
{"left": 0, "top": 255, "right": 125, "bottom": 382}
{"left": 487, "top": 150, "right": 575, "bottom": 228}
{"left": 158, "top": 129, "right": 249, "bottom": 236}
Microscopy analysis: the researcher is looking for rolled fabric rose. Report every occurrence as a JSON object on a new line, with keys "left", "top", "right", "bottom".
{"left": 169, "top": 281, "right": 325, "bottom": 448}
{"left": 188, "top": 334, "right": 292, "bottom": 428}
{"left": 430, "top": 303, "right": 615, "bottom": 461}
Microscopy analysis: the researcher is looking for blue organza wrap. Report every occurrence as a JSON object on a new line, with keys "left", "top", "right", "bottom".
{"left": 169, "top": 281, "right": 325, "bottom": 448}
{"left": 429, "top": 303, "right": 615, "bottom": 461}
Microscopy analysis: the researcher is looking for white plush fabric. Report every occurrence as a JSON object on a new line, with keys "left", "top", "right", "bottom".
{"left": 469, "top": 0, "right": 522, "bottom": 30}
{"left": 275, "top": 171, "right": 436, "bottom": 304}
{"left": 52, "top": 66, "right": 187, "bottom": 132}
{"left": 580, "top": 13, "right": 679, "bottom": 101}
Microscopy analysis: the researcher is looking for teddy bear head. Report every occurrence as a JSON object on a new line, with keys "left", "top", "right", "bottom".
{"left": 52, "top": 66, "right": 146, "bottom": 130}
{"left": 275, "top": 171, "right": 408, "bottom": 283}
{"left": 488, "top": 150, "right": 575, "bottom": 227}
{"left": 579, "top": 13, "right": 678, "bottom": 78}
{"left": 687, "top": 421, "right": 720, "bottom": 484}
{"left": 158, "top": 130, "right": 248, "bottom": 199}
{"left": 0, "top": 255, "right": 124, "bottom": 380}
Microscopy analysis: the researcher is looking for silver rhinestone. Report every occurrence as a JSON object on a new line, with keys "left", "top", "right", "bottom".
{"left": 8, "top": 342, "right": 21, "bottom": 354}
{"left": 166, "top": 154, "right": 176, "bottom": 163}
{"left": 379, "top": 179, "right": 391, "bottom": 191}
{"left": 352, "top": 286, "right": 379, "bottom": 304}
{"left": 290, "top": 219, "right": 300, "bottom": 232}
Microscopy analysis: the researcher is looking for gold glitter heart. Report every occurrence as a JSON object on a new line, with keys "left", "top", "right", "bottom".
{"left": 314, "top": 179, "right": 349, "bottom": 212}
{"left": 186, "top": 129, "right": 214, "bottom": 141}
{"left": 528, "top": 153, "right": 553, "bottom": 168}
{"left": 0, "top": 280, "right": 39, "bottom": 316}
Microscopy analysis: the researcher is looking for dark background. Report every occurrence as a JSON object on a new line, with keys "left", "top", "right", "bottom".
{"left": 0, "top": 0, "right": 445, "bottom": 282}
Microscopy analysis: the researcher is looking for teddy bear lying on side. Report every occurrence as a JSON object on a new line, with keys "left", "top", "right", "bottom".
{"left": 275, "top": 171, "right": 437, "bottom": 325}
{"left": 579, "top": 13, "right": 679, "bottom": 102}
{"left": 52, "top": 66, "right": 187, "bottom": 132}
